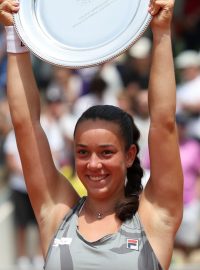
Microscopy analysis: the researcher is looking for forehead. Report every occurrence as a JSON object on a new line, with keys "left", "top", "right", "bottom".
{"left": 74, "top": 119, "right": 123, "bottom": 144}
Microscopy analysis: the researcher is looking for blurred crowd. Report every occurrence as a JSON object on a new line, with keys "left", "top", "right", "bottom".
{"left": 0, "top": 0, "right": 200, "bottom": 269}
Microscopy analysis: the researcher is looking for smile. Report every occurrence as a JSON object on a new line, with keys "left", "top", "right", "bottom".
{"left": 87, "top": 175, "right": 108, "bottom": 182}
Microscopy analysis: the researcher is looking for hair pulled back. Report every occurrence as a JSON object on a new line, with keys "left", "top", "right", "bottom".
{"left": 74, "top": 105, "right": 143, "bottom": 221}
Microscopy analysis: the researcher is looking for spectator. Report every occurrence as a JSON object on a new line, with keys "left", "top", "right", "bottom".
{"left": 181, "top": 0, "right": 200, "bottom": 51}
{"left": 0, "top": 25, "right": 7, "bottom": 98}
{"left": 0, "top": 98, "right": 11, "bottom": 181}
{"left": 176, "top": 50, "right": 200, "bottom": 141}
{"left": 174, "top": 113, "right": 200, "bottom": 262}
{"left": 4, "top": 130, "right": 43, "bottom": 269}
{"left": 72, "top": 75, "right": 118, "bottom": 120}
{"left": 46, "top": 66, "right": 82, "bottom": 112}
{"left": 118, "top": 36, "right": 152, "bottom": 90}
{"left": 117, "top": 89, "right": 150, "bottom": 160}
{"left": 76, "top": 66, "right": 100, "bottom": 96}
{"left": 99, "top": 61, "right": 123, "bottom": 100}
{"left": 41, "top": 89, "right": 69, "bottom": 168}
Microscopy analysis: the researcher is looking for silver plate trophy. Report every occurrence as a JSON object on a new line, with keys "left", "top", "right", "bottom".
{"left": 13, "top": 0, "right": 152, "bottom": 68}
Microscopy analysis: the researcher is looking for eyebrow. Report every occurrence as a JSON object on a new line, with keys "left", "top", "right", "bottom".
{"left": 75, "top": 144, "right": 87, "bottom": 147}
{"left": 76, "top": 144, "right": 114, "bottom": 148}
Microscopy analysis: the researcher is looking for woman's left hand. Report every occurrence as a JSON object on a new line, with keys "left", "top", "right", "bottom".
{"left": 149, "top": 0, "right": 174, "bottom": 32}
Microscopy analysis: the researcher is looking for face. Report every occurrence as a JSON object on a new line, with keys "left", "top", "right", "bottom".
{"left": 48, "top": 101, "right": 64, "bottom": 119}
{"left": 180, "top": 67, "right": 199, "bottom": 82}
{"left": 74, "top": 120, "right": 136, "bottom": 200}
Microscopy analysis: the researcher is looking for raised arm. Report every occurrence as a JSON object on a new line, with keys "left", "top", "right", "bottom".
{"left": 0, "top": 0, "right": 78, "bottom": 254}
{"left": 139, "top": 0, "right": 183, "bottom": 269}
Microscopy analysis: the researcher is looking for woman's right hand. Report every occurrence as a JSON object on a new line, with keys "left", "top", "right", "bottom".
{"left": 0, "top": 0, "right": 19, "bottom": 26}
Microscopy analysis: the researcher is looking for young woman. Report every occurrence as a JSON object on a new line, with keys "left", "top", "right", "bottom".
{"left": 0, "top": 0, "right": 183, "bottom": 269}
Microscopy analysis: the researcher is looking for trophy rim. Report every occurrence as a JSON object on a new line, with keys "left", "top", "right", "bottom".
{"left": 13, "top": 0, "right": 152, "bottom": 68}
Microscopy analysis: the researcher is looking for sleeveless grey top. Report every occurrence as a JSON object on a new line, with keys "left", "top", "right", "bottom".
{"left": 44, "top": 197, "right": 163, "bottom": 270}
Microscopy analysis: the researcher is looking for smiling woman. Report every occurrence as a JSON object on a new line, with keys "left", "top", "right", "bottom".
{"left": 73, "top": 106, "right": 142, "bottom": 220}
{"left": 0, "top": 0, "right": 183, "bottom": 269}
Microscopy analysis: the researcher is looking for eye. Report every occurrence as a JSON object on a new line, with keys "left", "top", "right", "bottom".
{"left": 77, "top": 149, "right": 88, "bottom": 156}
{"left": 102, "top": 150, "right": 113, "bottom": 156}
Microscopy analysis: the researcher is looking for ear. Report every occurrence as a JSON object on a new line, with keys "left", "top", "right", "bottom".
{"left": 125, "top": 144, "right": 137, "bottom": 168}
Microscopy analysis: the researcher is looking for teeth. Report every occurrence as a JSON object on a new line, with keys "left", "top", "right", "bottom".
{"left": 88, "top": 176, "right": 106, "bottom": 181}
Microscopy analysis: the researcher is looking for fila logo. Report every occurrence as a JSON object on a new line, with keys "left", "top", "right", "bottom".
{"left": 127, "top": 239, "right": 139, "bottom": 251}
{"left": 53, "top": 237, "right": 72, "bottom": 247}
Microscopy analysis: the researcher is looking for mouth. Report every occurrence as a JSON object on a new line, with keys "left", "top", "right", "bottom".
{"left": 87, "top": 175, "right": 109, "bottom": 182}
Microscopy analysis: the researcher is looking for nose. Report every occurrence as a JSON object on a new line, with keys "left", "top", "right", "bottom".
{"left": 87, "top": 154, "right": 102, "bottom": 170}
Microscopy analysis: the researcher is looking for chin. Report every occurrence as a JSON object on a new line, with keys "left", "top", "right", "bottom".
{"left": 87, "top": 188, "right": 111, "bottom": 200}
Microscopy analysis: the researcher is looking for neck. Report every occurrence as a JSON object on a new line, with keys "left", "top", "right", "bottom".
{"left": 82, "top": 195, "right": 123, "bottom": 220}
{"left": 84, "top": 203, "right": 115, "bottom": 220}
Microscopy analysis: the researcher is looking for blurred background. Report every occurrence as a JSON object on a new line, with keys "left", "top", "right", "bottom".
{"left": 0, "top": 0, "right": 200, "bottom": 269}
